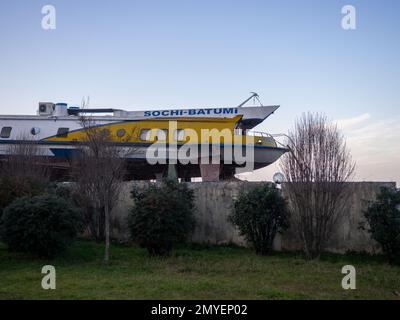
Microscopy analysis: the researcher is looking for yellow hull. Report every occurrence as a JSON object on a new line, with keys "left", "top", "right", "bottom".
{"left": 45, "top": 115, "right": 278, "bottom": 148}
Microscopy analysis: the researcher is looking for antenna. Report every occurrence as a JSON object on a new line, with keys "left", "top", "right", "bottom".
{"left": 237, "top": 92, "right": 261, "bottom": 108}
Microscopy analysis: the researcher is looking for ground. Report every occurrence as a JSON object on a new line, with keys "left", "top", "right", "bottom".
{"left": 0, "top": 240, "right": 399, "bottom": 300}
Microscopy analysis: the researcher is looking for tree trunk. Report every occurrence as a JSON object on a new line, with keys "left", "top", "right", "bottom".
{"left": 104, "top": 201, "right": 110, "bottom": 265}
{"left": 98, "top": 206, "right": 106, "bottom": 241}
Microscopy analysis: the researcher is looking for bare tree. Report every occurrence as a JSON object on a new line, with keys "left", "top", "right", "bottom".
{"left": 281, "top": 113, "right": 355, "bottom": 259}
{"left": 72, "top": 113, "right": 126, "bottom": 264}
{"left": 0, "top": 137, "right": 50, "bottom": 210}
{"left": 1, "top": 136, "right": 50, "bottom": 183}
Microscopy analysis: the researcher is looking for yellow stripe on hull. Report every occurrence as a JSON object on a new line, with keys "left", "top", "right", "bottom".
{"left": 44, "top": 115, "right": 277, "bottom": 148}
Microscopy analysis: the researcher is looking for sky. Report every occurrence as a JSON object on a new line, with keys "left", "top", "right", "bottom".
{"left": 0, "top": 0, "right": 399, "bottom": 184}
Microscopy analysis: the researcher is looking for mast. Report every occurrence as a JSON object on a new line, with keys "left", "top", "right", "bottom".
{"left": 237, "top": 92, "right": 260, "bottom": 108}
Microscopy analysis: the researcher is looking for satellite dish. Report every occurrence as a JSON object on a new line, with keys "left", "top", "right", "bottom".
{"left": 273, "top": 172, "right": 285, "bottom": 184}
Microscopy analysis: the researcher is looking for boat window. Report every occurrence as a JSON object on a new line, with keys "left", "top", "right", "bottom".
{"left": 140, "top": 129, "right": 151, "bottom": 141}
{"left": 174, "top": 129, "right": 185, "bottom": 141}
{"left": 0, "top": 127, "right": 12, "bottom": 138}
{"left": 56, "top": 127, "right": 69, "bottom": 138}
{"left": 117, "top": 128, "right": 126, "bottom": 138}
{"left": 31, "top": 127, "right": 40, "bottom": 135}
{"left": 140, "top": 129, "right": 168, "bottom": 141}
{"left": 101, "top": 128, "right": 111, "bottom": 137}
{"left": 156, "top": 129, "right": 167, "bottom": 141}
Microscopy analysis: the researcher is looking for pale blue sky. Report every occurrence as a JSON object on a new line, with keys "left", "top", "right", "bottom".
{"left": 0, "top": 0, "right": 399, "bottom": 183}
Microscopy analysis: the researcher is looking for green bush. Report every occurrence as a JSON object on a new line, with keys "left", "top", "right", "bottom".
{"left": 128, "top": 180, "right": 195, "bottom": 256}
{"left": 0, "top": 176, "right": 46, "bottom": 219}
{"left": 45, "top": 182, "right": 105, "bottom": 242}
{"left": 0, "top": 194, "right": 83, "bottom": 258}
{"left": 229, "top": 184, "right": 289, "bottom": 255}
{"left": 363, "top": 187, "right": 400, "bottom": 264}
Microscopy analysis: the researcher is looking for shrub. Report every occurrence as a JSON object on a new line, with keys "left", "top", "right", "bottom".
{"left": 229, "top": 184, "right": 289, "bottom": 255}
{"left": 0, "top": 176, "right": 47, "bottom": 219}
{"left": 45, "top": 182, "right": 74, "bottom": 199}
{"left": 362, "top": 187, "right": 400, "bottom": 264}
{"left": 46, "top": 182, "right": 106, "bottom": 242}
{"left": 128, "top": 180, "right": 195, "bottom": 256}
{"left": 0, "top": 194, "right": 83, "bottom": 258}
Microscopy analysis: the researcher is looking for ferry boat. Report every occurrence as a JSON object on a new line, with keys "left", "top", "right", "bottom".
{"left": 0, "top": 94, "right": 288, "bottom": 181}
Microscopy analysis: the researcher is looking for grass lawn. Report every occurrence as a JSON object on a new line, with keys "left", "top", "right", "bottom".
{"left": 0, "top": 239, "right": 399, "bottom": 300}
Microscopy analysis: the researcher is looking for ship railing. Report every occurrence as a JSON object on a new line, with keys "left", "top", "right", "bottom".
{"left": 234, "top": 129, "right": 289, "bottom": 149}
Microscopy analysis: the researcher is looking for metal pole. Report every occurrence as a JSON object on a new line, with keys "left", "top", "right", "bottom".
{"left": 237, "top": 92, "right": 259, "bottom": 108}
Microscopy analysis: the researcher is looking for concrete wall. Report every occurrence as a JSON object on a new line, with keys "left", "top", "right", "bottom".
{"left": 111, "top": 181, "right": 396, "bottom": 253}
